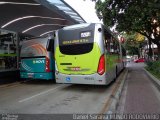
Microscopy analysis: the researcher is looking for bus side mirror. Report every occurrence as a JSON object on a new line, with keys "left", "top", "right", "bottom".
{"left": 46, "top": 39, "right": 54, "bottom": 51}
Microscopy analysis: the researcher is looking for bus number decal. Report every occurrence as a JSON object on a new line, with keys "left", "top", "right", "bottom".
{"left": 81, "top": 31, "right": 91, "bottom": 38}
{"left": 84, "top": 77, "right": 94, "bottom": 80}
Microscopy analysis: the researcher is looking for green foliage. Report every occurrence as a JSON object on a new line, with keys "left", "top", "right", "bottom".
{"left": 146, "top": 61, "right": 160, "bottom": 79}
{"left": 122, "top": 32, "right": 144, "bottom": 55}
{"left": 95, "top": 0, "right": 160, "bottom": 54}
{"left": 122, "top": 45, "right": 126, "bottom": 56}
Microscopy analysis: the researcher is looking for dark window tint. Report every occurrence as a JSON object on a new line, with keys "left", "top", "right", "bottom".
{"left": 21, "top": 56, "right": 45, "bottom": 59}
{"left": 59, "top": 43, "right": 93, "bottom": 55}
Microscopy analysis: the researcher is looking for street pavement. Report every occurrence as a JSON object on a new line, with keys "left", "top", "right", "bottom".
{"left": 117, "top": 62, "right": 160, "bottom": 114}
{"left": 0, "top": 80, "right": 114, "bottom": 114}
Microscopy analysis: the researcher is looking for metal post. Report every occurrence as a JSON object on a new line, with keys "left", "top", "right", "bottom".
{"left": 152, "top": 43, "right": 154, "bottom": 61}
{"left": 119, "top": 39, "right": 122, "bottom": 60}
{"left": 7, "top": 43, "right": 10, "bottom": 54}
{"left": 15, "top": 33, "right": 19, "bottom": 69}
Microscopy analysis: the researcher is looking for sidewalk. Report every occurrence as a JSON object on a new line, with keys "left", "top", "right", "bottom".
{"left": 117, "top": 62, "right": 160, "bottom": 114}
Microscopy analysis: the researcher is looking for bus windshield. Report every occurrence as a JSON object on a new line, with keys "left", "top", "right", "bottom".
{"left": 58, "top": 23, "right": 95, "bottom": 55}
{"left": 20, "top": 47, "right": 45, "bottom": 58}
{"left": 20, "top": 38, "right": 48, "bottom": 58}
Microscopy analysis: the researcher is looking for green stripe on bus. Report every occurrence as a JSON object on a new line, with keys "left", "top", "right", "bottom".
{"left": 0, "top": 54, "right": 17, "bottom": 57}
{"left": 106, "top": 54, "right": 119, "bottom": 71}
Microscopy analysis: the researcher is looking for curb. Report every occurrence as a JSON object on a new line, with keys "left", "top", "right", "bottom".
{"left": 143, "top": 68, "right": 160, "bottom": 89}
{"left": 106, "top": 69, "right": 128, "bottom": 115}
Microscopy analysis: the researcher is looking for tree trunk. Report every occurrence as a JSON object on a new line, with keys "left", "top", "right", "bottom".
{"left": 148, "top": 39, "right": 152, "bottom": 60}
{"left": 157, "top": 44, "right": 160, "bottom": 60}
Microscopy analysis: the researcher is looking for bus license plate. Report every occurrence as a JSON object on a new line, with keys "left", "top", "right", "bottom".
{"left": 28, "top": 73, "right": 34, "bottom": 78}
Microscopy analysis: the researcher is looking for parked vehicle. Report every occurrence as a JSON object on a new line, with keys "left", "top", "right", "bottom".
{"left": 134, "top": 58, "right": 145, "bottom": 63}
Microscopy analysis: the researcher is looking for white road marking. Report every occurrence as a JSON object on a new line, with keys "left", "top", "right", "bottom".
{"left": 19, "top": 84, "right": 66, "bottom": 103}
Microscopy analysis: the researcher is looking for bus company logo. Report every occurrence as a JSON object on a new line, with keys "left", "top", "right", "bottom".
{"left": 62, "top": 39, "right": 89, "bottom": 45}
{"left": 33, "top": 60, "right": 45, "bottom": 64}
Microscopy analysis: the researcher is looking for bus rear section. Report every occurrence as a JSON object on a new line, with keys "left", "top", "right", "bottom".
{"left": 55, "top": 23, "right": 108, "bottom": 85}
{"left": 20, "top": 37, "right": 54, "bottom": 80}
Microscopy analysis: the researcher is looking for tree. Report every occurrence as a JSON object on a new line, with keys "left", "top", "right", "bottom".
{"left": 95, "top": 0, "right": 160, "bottom": 58}
{"left": 123, "top": 32, "right": 145, "bottom": 56}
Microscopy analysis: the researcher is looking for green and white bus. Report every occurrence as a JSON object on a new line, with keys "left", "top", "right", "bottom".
{"left": 52, "top": 23, "right": 125, "bottom": 85}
